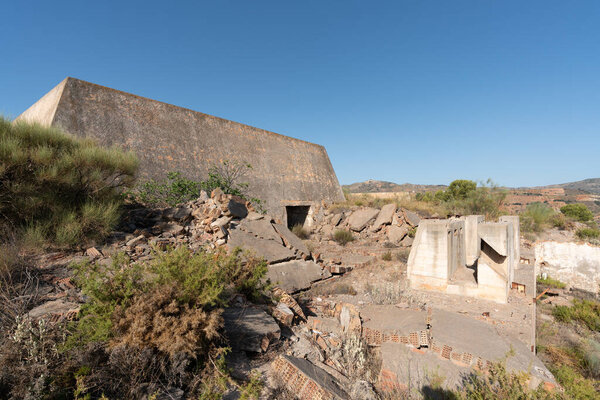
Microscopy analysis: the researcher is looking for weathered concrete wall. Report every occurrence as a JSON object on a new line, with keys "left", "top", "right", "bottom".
{"left": 500, "top": 216, "right": 520, "bottom": 284}
{"left": 463, "top": 215, "right": 483, "bottom": 266}
{"left": 535, "top": 241, "right": 600, "bottom": 293}
{"left": 16, "top": 78, "right": 345, "bottom": 219}
{"left": 407, "top": 219, "right": 465, "bottom": 289}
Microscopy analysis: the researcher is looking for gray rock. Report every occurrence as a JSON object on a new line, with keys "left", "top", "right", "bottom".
{"left": 210, "top": 216, "right": 232, "bottom": 229}
{"left": 387, "top": 225, "right": 408, "bottom": 243}
{"left": 330, "top": 213, "right": 342, "bottom": 226}
{"left": 126, "top": 234, "right": 146, "bottom": 247}
{"left": 239, "top": 219, "right": 282, "bottom": 243}
{"left": 227, "top": 198, "right": 248, "bottom": 219}
{"left": 198, "top": 190, "right": 209, "bottom": 202}
{"left": 404, "top": 210, "right": 421, "bottom": 227}
{"left": 350, "top": 380, "right": 378, "bottom": 400}
{"left": 347, "top": 208, "right": 379, "bottom": 232}
{"left": 371, "top": 203, "right": 396, "bottom": 231}
{"left": 227, "top": 228, "right": 295, "bottom": 263}
{"left": 172, "top": 206, "right": 192, "bottom": 221}
{"left": 222, "top": 306, "right": 281, "bottom": 353}
{"left": 28, "top": 299, "right": 79, "bottom": 319}
{"left": 400, "top": 235, "right": 414, "bottom": 247}
{"left": 266, "top": 260, "right": 331, "bottom": 293}
{"left": 273, "top": 223, "right": 311, "bottom": 256}
{"left": 245, "top": 211, "right": 264, "bottom": 221}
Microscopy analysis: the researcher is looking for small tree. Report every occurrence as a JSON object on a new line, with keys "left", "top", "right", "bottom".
{"left": 447, "top": 179, "right": 477, "bottom": 200}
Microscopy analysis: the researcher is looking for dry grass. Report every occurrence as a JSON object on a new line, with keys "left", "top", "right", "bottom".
{"left": 331, "top": 193, "right": 446, "bottom": 217}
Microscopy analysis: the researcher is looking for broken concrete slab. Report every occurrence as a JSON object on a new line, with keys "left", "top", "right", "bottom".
{"left": 387, "top": 225, "right": 408, "bottom": 243}
{"left": 330, "top": 213, "right": 342, "bottom": 226}
{"left": 228, "top": 228, "right": 295, "bottom": 264}
{"left": 347, "top": 208, "right": 379, "bottom": 232}
{"left": 404, "top": 210, "right": 421, "bottom": 227}
{"left": 239, "top": 219, "right": 282, "bottom": 243}
{"left": 266, "top": 260, "right": 331, "bottom": 293}
{"left": 271, "top": 355, "right": 348, "bottom": 400}
{"left": 371, "top": 203, "right": 396, "bottom": 231}
{"left": 272, "top": 303, "right": 294, "bottom": 326}
{"left": 222, "top": 306, "right": 281, "bottom": 353}
{"left": 273, "top": 222, "right": 311, "bottom": 257}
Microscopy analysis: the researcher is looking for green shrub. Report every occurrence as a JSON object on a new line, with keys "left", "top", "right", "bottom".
{"left": 576, "top": 227, "right": 600, "bottom": 241}
{"left": 553, "top": 299, "right": 600, "bottom": 331}
{"left": 550, "top": 213, "right": 569, "bottom": 230}
{"left": 130, "top": 161, "right": 264, "bottom": 210}
{"left": 537, "top": 275, "right": 566, "bottom": 289}
{"left": 381, "top": 251, "right": 392, "bottom": 261}
{"left": 291, "top": 224, "right": 310, "bottom": 239}
{"left": 68, "top": 246, "right": 269, "bottom": 349}
{"left": 552, "top": 365, "right": 599, "bottom": 399}
{"left": 333, "top": 229, "right": 354, "bottom": 246}
{"left": 561, "top": 203, "right": 594, "bottom": 222}
{"left": 408, "top": 227, "right": 417, "bottom": 238}
{"left": 0, "top": 117, "right": 138, "bottom": 247}
{"left": 520, "top": 202, "right": 556, "bottom": 233}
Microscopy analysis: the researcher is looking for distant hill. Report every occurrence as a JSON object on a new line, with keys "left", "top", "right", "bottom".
{"left": 538, "top": 178, "right": 600, "bottom": 195}
{"left": 345, "top": 178, "right": 600, "bottom": 194}
{"left": 343, "top": 180, "right": 446, "bottom": 193}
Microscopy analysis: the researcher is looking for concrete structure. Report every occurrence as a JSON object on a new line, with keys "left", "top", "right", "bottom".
{"left": 535, "top": 241, "right": 600, "bottom": 293}
{"left": 16, "top": 77, "right": 345, "bottom": 222}
{"left": 407, "top": 216, "right": 519, "bottom": 303}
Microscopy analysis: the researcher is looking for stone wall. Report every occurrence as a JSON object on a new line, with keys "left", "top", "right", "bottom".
{"left": 16, "top": 77, "right": 345, "bottom": 220}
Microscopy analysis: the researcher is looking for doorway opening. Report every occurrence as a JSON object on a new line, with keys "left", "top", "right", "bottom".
{"left": 286, "top": 205, "right": 310, "bottom": 229}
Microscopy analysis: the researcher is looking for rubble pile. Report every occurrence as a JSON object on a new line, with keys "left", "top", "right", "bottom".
{"left": 311, "top": 203, "right": 421, "bottom": 247}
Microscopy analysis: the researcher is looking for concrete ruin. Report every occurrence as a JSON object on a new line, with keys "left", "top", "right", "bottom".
{"left": 15, "top": 77, "right": 345, "bottom": 223}
{"left": 407, "top": 215, "right": 520, "bottom": 303}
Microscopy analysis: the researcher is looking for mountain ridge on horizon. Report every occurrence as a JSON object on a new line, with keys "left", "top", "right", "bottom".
{"left": 343, "top": 177, "right": 600, "bottom": 195}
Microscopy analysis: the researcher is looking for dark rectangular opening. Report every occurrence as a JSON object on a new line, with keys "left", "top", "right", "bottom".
{"left": 286, "top": 206, "right": 310, "bottom": 229}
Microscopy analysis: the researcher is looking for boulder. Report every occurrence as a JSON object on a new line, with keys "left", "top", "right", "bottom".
{"left": 28, "top": 299, "right": 79, "bottom": 320}
{"left": 347, "top": 208, "right": 380, "bottom": 232}
{"left": 228, "top": 228, "right": 295, "bottom": 264}
{"left": 272, "top": 303, "right": 294, "bottom": 326}
{"left": 227, "top": 198, "right": 248, "bottom": 219}
{"left": 222, "top": 306, "right": 281, "bottom": 353}
{"left": 400, "top": 235, "right": 414, "bottom": 247}
{"left": 371, "top": 203, "right": 396, "bottom": 231}
{"left": 266, "top": 260, "right": 331, "bottom": 293}
{"left": 387, "top": 225, "right": 408, "bottom": 243}
{"left": 404, "top": 210, "right": 421, "bottom": 227}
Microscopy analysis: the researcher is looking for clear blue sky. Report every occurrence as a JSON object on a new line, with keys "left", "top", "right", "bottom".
{"left": 1, "top": 1, "right": 598, "bottom": 187}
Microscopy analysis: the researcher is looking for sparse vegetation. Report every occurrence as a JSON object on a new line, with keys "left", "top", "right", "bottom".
{"left": 0, "top": 117, "right": 138, "bottom": 247}
{"left": 576, "top": 227, "right": 600, "bottom": 241}
{"left": 561, "top": 203, "right": 594, "bottom": 222}
{"left": 552, "top": 299, "right": 600, "bottom": 331}
{"left": 382, "top": 251, "right": 392, "bottom": 261}
{"left": 291, "top": 224, "right": 310, "bottom": 239}
{"left": 416, "top": 179, "right": 508, "bottom": 219}
{"left": 333, "top": 229, "right": 354, "bottom": 245}
{"left": 537, "top": 274, "right": 567, "bottom": 289}
{"left": 130, "top": 160, "right": 263, "bottom": 209}
{"left": 520, "top": 202, "right": 556, "bottom": 233}
{"left": 396, "top": 248, "right": 410, "bottom": 263}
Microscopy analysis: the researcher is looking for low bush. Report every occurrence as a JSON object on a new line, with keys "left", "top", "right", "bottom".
{"left": 576, "top": 227, "right": 600, "bottom": 241}
{"left": 0, "top": 117, "right": 138, "bottom": 247}
{"left": 561, "top": 203, "right": 594, "bottom": 222}
{"left": 58, "top": 246, "right": 269, "bottom": 399}
{"left": 553, "top": 299, "right": 600, "bottom": 331}
{"left": 130, "top": 161, "right": 264, "bottom": 210}
{"left": 333, "top": 229, "right": 354, "bottom": 246}
{"left": 291, "top": 224, "right": 310, "bottom": 239}
{"left": 381, "top": 251, "right": 392, "bottom": 261}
